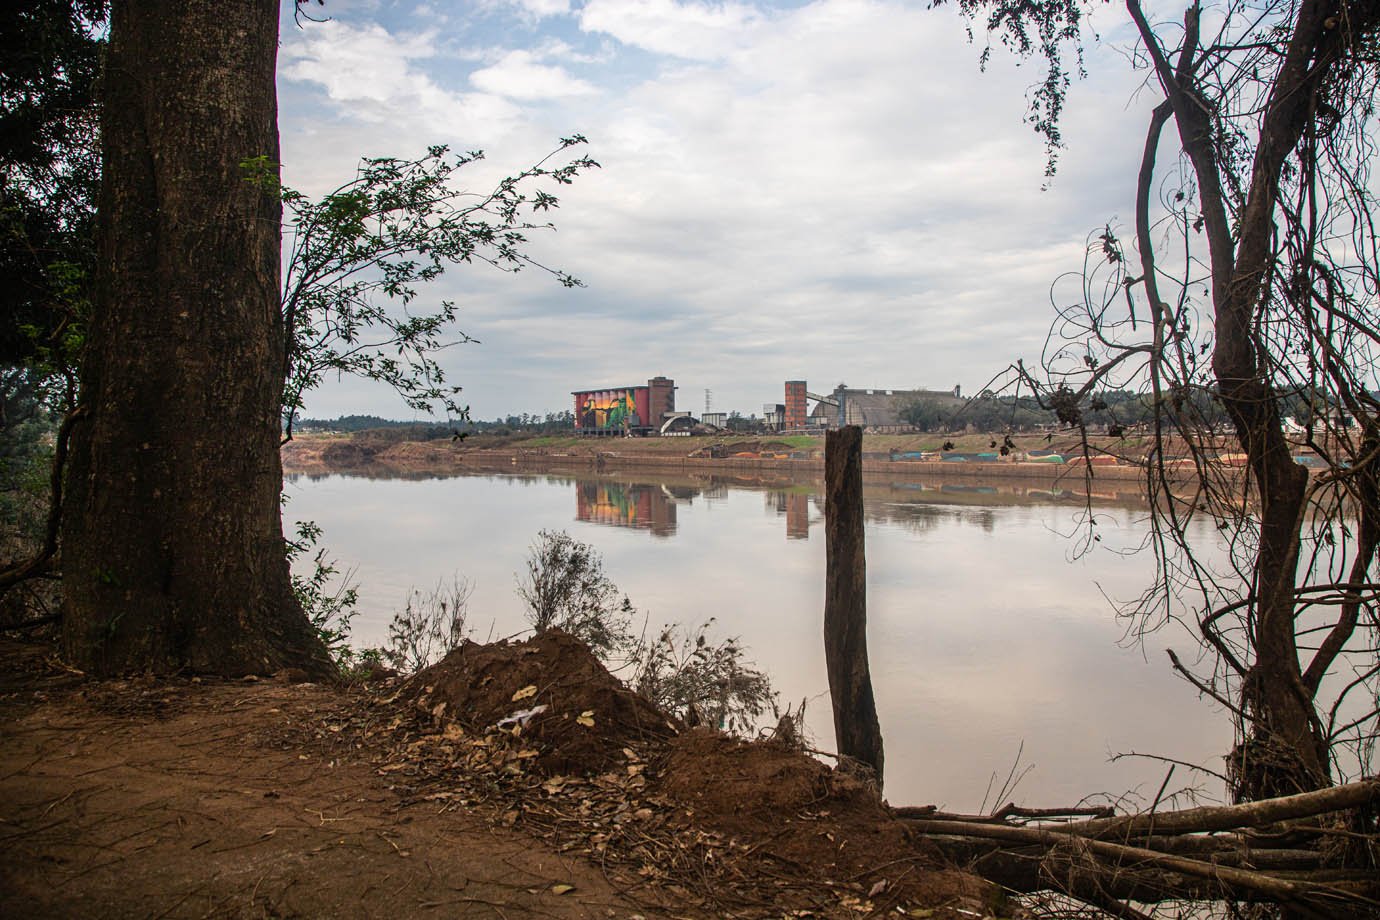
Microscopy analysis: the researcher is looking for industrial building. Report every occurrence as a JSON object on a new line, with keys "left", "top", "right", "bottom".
{"left": 572, "top": 376, "right": 676, "bottom": 435}
{"left": 569, "top": 375, "right": 965, "bottom": 435}
{"left": 785, "top": 382, "right": 966, "bottom": 431}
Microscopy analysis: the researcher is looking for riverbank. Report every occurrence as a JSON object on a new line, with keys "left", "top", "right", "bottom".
{"left": 282, "top": 430, "right": 1155, "bottom": 485}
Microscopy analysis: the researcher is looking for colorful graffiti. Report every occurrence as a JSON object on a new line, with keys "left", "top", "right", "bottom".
{"left": 576, "top": 482, "right": 675, "bottom": 536}
{"left": 575, "top": 388, "right": 646, "bottom": 431}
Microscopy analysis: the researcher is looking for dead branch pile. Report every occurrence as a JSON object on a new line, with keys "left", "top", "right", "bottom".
{"left": 896, "top": 780, "right": 1380, "bottom": 919}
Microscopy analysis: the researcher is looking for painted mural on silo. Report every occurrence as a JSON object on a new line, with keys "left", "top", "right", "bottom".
{"left": 573, "top": 387, "right": 649, "bottom": 432}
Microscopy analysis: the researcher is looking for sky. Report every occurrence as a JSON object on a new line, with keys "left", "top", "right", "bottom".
{"left": 275, "top": 0, "right": 1167, "bottom": 423}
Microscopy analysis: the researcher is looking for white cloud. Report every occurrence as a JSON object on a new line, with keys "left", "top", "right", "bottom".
{"left": 279, "top": 19, "right": 536, "bottom": 194}
{"left": 279, "top": 0, "right": 1159, "bottom": 419}
{"left": 470, "top": 50, "right": 598, "bottom": 98}
{"left": 281, "top": 22, "right": 441, "bottom": 108}
{"left": 498, "top": 0, "right": 572, "bottom": 19}
{"left": 579, "top": 0, "right": 766, "bottom": 60}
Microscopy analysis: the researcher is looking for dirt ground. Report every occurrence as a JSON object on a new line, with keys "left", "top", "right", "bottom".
{"left": 0, "top": 638, "right": 1006, "bottom": 919}
{"left": 0, "top": 643, "right": 651, "bottom": 919}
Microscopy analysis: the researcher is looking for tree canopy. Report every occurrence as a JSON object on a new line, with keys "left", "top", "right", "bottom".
{"left": 0, "top": 0, "right": 103, "bottom": 368}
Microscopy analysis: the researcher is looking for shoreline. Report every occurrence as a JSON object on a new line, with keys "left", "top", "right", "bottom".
{"left": 282, "top": 437, "right": 1154, "bottom": 486}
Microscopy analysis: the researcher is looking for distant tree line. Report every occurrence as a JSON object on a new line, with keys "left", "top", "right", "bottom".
{"left": 294, "top": 410, "right": 576, "bottom": 437}
{"left": 299, "top": 391, "right": 1365, "bottom": 440}
{"left": 896, "top": 388, "right": 1255, "bottom": 434}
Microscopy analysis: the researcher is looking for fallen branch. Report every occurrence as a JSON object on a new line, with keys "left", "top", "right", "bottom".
{"left": 0, "top": 613, "right": 62, "bottom": 633}
{"left": 1050, "top": 777, "right": 1379, "bottom": 840}
{"left": 921, "top": 834, "right": 1378, "bottom": 908}
{"left": 892, "top": 802, "right": 1114, "bottom": 823}
{"left": 907, "top": 819, "right": 1378, "bottom": 912}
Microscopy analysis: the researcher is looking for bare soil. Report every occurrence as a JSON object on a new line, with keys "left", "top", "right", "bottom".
{"left": 1, "top": 638, "right": 1007, "bottom": 919}
{"left": 281, "top": 429, "right": 1144, "bottom": 480}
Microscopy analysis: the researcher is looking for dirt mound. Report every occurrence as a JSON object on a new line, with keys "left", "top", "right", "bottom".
{"left": 406, "top": 631, "right": 678, "bottom": 775}
{"left": 1, "top": 635, "right": 1000, "bottom": 919}
{"left": 394, "top": 638, "right": 998, "bottom": 917}
{"left": 318, "top": 438, "right": 382, "bottom": 466}
{"left": 719, "top": 440, "right": 796, "bottom": 454}
{"left": 654, "top": 731, "right": 994, "bottom": 914}
{"left": 657, "top": 729, "right": 880, "bottom": 820}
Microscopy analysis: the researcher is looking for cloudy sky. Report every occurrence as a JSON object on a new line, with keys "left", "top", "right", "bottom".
{"left": 275, "top": 0, "right": 1164, "bottom": 423}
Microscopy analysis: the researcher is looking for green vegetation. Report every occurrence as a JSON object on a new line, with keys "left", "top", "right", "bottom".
{"left": 274, "top": 143, "right": 597, "bottom": 441}
{"left": 516, "top": 529, "right": 774, "bottom": 733}
{"left": 380, "top": 577, "right": 473, "bottom": 674}
{"left": 631, "top": 621, "right": 774, "bottom": 735}
{"left": 295, "top": 410, "right": 576, "bottom": 439}
{"left": 0, "top": 1, "right": 102, "bottom": 598}
{"left": 286, "top": 521, "right": 359, "bottom": 670}
{"left": 0, "top": 372, "right": 56, "bottom": 544}
{"left": 517, "top": 529, "right": 635, "bottom": 660}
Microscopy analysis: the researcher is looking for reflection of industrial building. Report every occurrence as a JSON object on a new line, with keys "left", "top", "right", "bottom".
{"left": 786, "top": 492, "right": 809, "bottom": 539}
{"left": 576, "top": 481, "right": 676, "bottom": 536}
{"left": 572, "top": 376, "right": 676, "bottom": 435}
{"left": 766, "top": 490, "right": 814, "bottom": 539}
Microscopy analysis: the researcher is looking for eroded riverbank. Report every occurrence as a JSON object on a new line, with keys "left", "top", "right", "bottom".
{"left": 282, "top": 431, "right": 1154, "bottom": 488}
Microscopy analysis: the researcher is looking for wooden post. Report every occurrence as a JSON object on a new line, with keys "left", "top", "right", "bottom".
{"left": 824, "top": 426, "right": 884, "bottom": 787}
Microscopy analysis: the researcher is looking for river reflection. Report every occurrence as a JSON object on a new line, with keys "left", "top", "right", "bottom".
{"left": 576, "top": 481, "right": 678, "bottom": 536}
{"left": 283, "top": 467, "right": 1229, "bottom": 810}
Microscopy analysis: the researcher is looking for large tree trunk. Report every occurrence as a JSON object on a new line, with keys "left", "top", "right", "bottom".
{"left": 61, "top": 0, "right": 330, "bottom": 678}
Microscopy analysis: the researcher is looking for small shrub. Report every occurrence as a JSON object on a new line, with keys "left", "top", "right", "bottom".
{"left": 514, "top": 530, "right": 776, "bottom": 737}
{"left": 516, "top": 529, "right": 634, "bottom": 659}
{"left": 383, "top": 575, "right": 473, "bottom": 673}
{"left": 630, "top": 619, "right": 776, "bottom": 736}
{"left": 287, "top": 521, "right": 359, "bottom": 669}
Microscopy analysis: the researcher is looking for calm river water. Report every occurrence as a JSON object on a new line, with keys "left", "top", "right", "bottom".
{"left": 283, "top": 468, "right": 1230, "bottom": 810}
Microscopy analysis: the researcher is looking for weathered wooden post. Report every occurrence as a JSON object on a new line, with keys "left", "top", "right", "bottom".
{"left": 824, "top": 425, "right": 884, "bottom": 788}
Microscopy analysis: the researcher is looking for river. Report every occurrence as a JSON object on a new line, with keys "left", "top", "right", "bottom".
{"left": 282, "top": 468, "right": 1230, "bottom": 811}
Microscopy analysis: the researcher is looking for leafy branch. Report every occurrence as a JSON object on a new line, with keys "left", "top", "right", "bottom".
{"left": 244, "top": 136, "right": 600, "bottom": 440}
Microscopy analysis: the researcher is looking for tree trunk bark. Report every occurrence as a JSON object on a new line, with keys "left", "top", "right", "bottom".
{"left": 824, "top": 426, "right": 883, "bottom": 786}
{"left": 61, "top": 0, "right": 331, "bottom": 678}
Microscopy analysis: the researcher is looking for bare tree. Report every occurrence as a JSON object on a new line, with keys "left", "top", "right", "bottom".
{"left": 954, "top": 0, "right": 1380, "bottom": 802}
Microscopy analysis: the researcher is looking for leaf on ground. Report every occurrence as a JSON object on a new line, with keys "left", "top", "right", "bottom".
{"left": 576, "top": 709, "right": 595, "bottom": 727}
{"left": 512, "top": 685, "right": 538, "bottom": 701}
{"left": 550, "top": 882, "right": 575, "bottom": 895}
